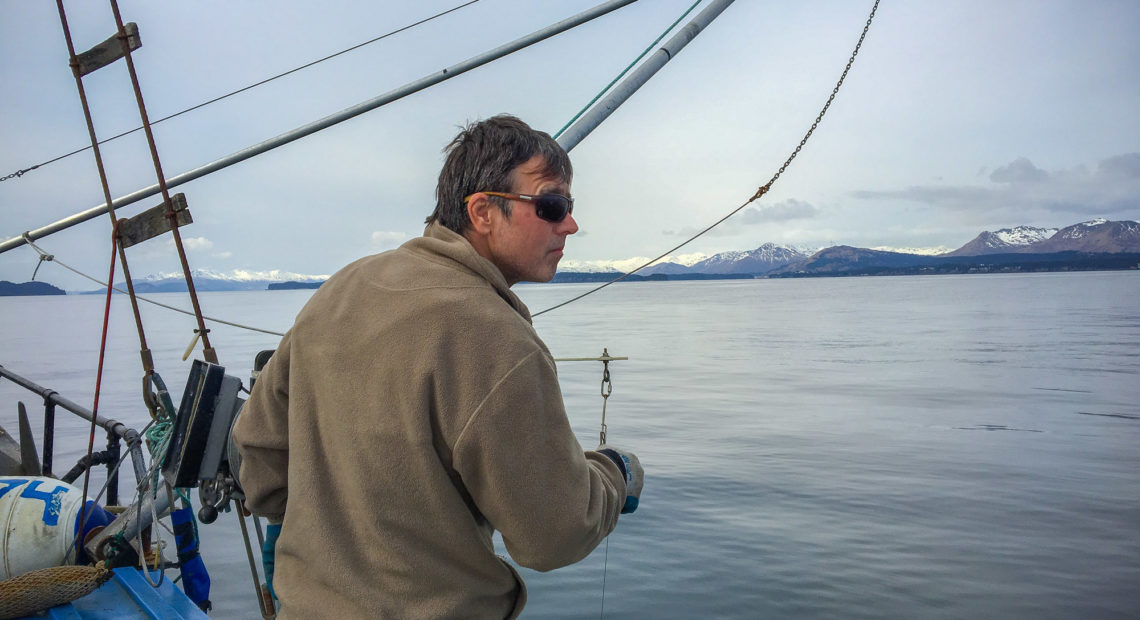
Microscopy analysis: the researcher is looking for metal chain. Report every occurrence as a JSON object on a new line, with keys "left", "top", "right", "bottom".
{"left": 0, "top": 167, "right": 37, "bottom": 183}
{"left": 750, "top": 0, "right": 880, "bottom": 202}
{"left": 596, "top": 348, "right": 615, "bottom": 619}
{"left": 599, "top": 358, "right": 612, "bottom": 445}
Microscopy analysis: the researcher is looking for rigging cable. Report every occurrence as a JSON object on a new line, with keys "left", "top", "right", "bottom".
{"left": 22, "top": 237, "right": 286, "bottom": 336}
{"left": 534, "top": 0, "right": 881, "bottom": 319}
{"left": 0, "top": 0, "right": 482, "bottom": 184}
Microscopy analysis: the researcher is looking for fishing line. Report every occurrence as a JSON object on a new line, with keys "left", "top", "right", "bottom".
{"left": 599, "top": 537, "right": 611, "bottom": 618}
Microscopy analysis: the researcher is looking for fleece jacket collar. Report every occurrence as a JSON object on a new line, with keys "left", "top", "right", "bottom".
{"left": 409, "top": 222, "right": 534, "bottom": 324}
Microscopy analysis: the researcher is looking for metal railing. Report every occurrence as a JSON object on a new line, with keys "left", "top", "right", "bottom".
{"left": 0, "top": 363, "right": 147, "bottom": 505}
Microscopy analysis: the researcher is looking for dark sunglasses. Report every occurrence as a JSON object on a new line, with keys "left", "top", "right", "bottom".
{"left": 464, "top": 191, "right": 574, "bottom": 223}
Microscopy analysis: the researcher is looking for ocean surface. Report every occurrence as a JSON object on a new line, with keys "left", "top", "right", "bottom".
{"left": 1, "top": 271, "right": 1138, "bottom": 619}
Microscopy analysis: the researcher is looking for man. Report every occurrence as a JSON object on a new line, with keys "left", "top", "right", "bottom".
{"left": 233, "top": 115, "right": 643, "bottom": 618}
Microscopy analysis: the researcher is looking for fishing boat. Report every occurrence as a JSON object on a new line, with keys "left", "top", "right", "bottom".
{"left": 0, "top": 1, "right": 878, "bottom": 616}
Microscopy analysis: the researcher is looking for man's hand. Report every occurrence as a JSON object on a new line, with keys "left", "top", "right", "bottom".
{"left": 597, "top": 444, "right": 643, "bottom": 514}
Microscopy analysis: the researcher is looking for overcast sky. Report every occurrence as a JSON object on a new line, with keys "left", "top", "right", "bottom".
{"left": 1, "top": 0, "right": 1137, "bottom": 287}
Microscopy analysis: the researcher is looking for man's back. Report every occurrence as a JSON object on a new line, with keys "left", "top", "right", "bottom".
{"left": 235, "top": 223, "right": 626, "bottom": 617}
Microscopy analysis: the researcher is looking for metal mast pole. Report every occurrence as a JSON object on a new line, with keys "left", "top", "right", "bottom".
{"left": 0, "top": 0, "right": 638, "bottom": 255}
{"left": 558, "top": 0, "right": 735, "bottom": 152}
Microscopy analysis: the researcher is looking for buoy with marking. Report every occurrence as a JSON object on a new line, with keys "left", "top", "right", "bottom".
{"left": 0, "top": 476, "right": 113, "bottom": 579}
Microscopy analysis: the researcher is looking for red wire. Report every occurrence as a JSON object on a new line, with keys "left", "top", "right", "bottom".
{"left": 77, "top": 223, "right": 121, "bottom": 560}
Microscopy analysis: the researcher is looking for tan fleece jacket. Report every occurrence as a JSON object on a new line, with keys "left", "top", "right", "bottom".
{"left": 233, "top": 223, "right": 626, "bottom": 618}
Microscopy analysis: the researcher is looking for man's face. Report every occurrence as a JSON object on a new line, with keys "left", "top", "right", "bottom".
{"left": 485, "top": 155, "right": 578, "bottom": 285}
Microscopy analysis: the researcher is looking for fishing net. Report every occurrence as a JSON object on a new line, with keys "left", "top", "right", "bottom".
{"left": 0, "top": 564, "right": 111, "bottom": 619}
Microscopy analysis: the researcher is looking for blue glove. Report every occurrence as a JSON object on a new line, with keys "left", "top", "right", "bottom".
{"left": 597, "top": 444, "right": 643, "bottom": 514}
{"left": 262, "top": 522, "right": 281, "bottom": 600}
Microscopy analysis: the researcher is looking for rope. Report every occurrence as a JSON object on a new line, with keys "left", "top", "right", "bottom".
{"left": 143, "top": 416, "right": 174, "bottom": 461}
{"left": 553, "top": 0, "right": 703, "bottom": 140}
{"left": 0, "top": 565, "right": 112, "bottom": 619}
{"left": 0, "top": 1, "right": 482, "bottom": 185}
{"left": 137, "top": 479, "right": 167, "bottom": 588}
{"left": 534, "top": 0, "right": 881, "bottom": 319}
{"left": 22, "top": 238, "right": 286, "bottom": 336}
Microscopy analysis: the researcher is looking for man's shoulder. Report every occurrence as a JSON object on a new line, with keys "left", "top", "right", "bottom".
{"left": 322, "top": 243, "right": 484, "bottom": 292}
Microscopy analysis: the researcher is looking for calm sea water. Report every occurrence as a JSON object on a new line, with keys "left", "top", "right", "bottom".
{"left": 1, "top": 271, "right": 1138, "bottom": 619}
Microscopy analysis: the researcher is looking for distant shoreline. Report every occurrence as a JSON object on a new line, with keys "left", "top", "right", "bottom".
{"left": 4, "top": 252, "right": 1138, "bottom": 296}
{"left": 0, "top": 280, "right": 66, "bottom": 297}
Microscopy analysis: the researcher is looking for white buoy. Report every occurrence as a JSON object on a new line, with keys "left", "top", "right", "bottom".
{"left": 0, "top": 476, "right": 95, "bottom": 579}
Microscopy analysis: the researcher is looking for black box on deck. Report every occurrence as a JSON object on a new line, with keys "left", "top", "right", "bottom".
{"left": 163, "top": 360, "right": 241, "bottom": 488}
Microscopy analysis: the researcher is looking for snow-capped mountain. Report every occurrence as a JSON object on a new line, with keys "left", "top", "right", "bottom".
{"left": 87, "top": 268, "right": 331, "bottom": 293}
{"left": 1031, "top": 219, "right": 1140, "bottom": 253}
{"left": 107, "top": 218, "right": 1136, "bottom": 292}
{"left": 946, "top": 219, "right": 1139, "bottom": 256}
{"left": 144, "top": 268, "right": 329, "bottom": 283}
{"left": 943, "top": 225, "right": 1059, "bottom": 256}
{"left": 768, "top": 245, "right": 941, "bottom": 276}
{"left": 641, "top": 243, "right": 810, "bottom": 275}
{"left": 870, "top": 245, "right": 953, "bottom": 256}
{"left": 559, "top": 253, "right": 710, "bottom": 274}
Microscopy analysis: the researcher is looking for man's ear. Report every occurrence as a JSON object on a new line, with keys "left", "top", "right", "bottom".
{"left": 466, "top": 192, "right": 495, "bottom": 235}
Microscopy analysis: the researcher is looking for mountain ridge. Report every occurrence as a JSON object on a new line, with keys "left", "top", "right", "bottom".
{"left": 42, "top": 217, "right": 1140, "bottom": 293}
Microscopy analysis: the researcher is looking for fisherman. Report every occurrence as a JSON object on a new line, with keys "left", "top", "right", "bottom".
{"left": 233, "top": 115, "right": 643, "bottom": 618}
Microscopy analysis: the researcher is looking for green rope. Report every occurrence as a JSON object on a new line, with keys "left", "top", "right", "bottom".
{"left": 553, "top": 0, "right": 704, "bottom": 139}
{"left": 144, "top": 421, "right": 172, "bottom": 457}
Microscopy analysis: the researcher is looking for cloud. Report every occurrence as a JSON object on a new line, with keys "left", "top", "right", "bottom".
{"left": 1097, "top": 153, "right": 1140, "bottom": 179}
{"left": 851, "top": 185, "right": 993, "bottom": 208}
{"left": 165, "top": 236, "right": 230, "bottom": 260}
{"left": 176, "top": 237, "right": 214, "bottom": 252}
{"left": 662, "top": 199, "right": 821, "bottom": 237}
{"left": 853, "top": 153, "right": 1140, "bottom": 217}
{"left": 370, "top": 230, "right": 409, "bottom": 251}
{"left": 740, "top": 199, "right": 821, "bottom": 224}
{"left": 663, "top": 225, "right": 740, "bottom": 238}
{"left": 989, "top": 157, "right": 1049, "bottom": 183}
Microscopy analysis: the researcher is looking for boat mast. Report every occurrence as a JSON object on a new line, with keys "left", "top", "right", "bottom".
{"left": 557, "top": 0, "right": 735, "bottom": 152}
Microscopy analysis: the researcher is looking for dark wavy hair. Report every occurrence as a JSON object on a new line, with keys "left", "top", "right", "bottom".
{"left": 427, "top": 115, "right": 572, "bottom": 233}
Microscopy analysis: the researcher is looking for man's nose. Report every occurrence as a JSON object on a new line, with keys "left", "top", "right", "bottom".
{"left": 560, "top": 212, "right": 579, "bottom": 235}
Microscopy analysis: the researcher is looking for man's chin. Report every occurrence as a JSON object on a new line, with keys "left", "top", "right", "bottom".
{"left": 525, "top": 266, "right": 558, "bottom": 284}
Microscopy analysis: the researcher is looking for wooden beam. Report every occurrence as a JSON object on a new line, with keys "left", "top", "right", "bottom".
{"left": 117, "top": 193, "right": 192, "bottom": 248}
{"left": 74, "top": 22, "right": 142, "bottom": 77}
